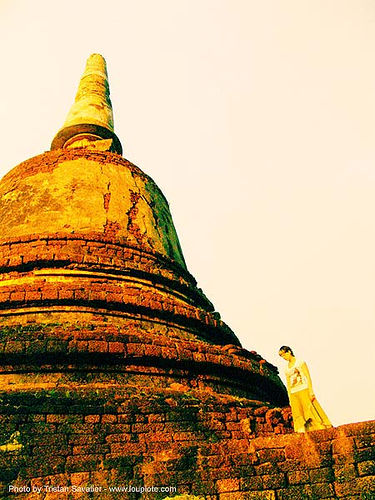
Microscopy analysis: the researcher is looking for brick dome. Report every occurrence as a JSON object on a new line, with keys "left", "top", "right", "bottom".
{"left": 0, "top": 145, "right": 286, "bottom": 403}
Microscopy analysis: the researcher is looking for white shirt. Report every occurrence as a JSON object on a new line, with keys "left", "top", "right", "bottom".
{"left": 285, "top": 358, "right": 309, "bottom": 393}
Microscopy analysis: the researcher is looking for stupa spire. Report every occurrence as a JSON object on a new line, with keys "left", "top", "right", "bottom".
{"left": 51, "top": 54, "right": 122, "bottom": 154}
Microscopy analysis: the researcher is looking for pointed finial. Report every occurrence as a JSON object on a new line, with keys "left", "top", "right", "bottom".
{"left": 51, "top": 54, "right": 122, "bottom": 154}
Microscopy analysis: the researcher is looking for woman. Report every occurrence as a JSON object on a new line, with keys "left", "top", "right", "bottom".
{"left": 279, "top": 346, "right": 332, "bottom": 433}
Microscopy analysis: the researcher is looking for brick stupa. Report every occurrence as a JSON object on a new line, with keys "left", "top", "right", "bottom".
{"left": 0, "top": 54, "right": 292, "bottom": 497}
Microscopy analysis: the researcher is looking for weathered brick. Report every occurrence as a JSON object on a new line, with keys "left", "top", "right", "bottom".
{"left": 4, "top": 341, "right": 24, "bottom": 353}
{"left": 25, "top": 291, "right": 42, "bottom": 301}
{"left": 216, "top": 478, "right": 240, "bottom": 493}
{"left": 276, "top": 485, "right": 312, "bottom": 500}
{"left": 287, "top": 470, "right": 309, "bottom": 484}
{"left": 132, "top": 423, "right": 164, "bottom": 433}
{"left": 115, "top": 414, "right": 134, "bottom": 424}
{"left": 257, "top": 448, "right": 285, "bottom": 462}
{"left": 332, "top": 436, "right": 355, "bottom": 455}
{"left": 309, "top": 467, "right": 333, "bottom": 483}
{"left": 285, "top": 443, "right": 303, "bottom": 460}
{"left": 85, "top": 415, "right": 100, "bottom": 423}
{"left": 67, "top": 434, "right": 99, "bottom": 445}
{"left": 261, "top": 473, "right": 286, "bottom": 489}
{"left": 42, "top": 287, "right": 59, "bottom": 300}
{"left": 108, "top": 342, "right": 125, "bottom": 353}
{"left": 101, "top": 414, "right": 117, "bottom": 423}
{"left": 58, "top": 289, "right": 74, "bottom": 300}
{"left": 46, "top": 415, "right": 82, "bottom": 424}
{"left": 225, "top": 421, "right": 241, "bottom": 431}
{"left": 173, "top": 431, "right": 205, "bottom": 441}
{"left": 72, "top": 444, "right": 109, "bottom": 455}
{"left": 355, "top": 433, "right": 375, "bottom": 448}
{"left": 200, "top": 467, "right": 233, "bottom": 481}
{"left": 66, "top": 455, "right": 102, "bottom": 473}
{"left": 105, "top": 433, "right": 132, "bottom": 443}
{"left": 358, "top": 461, "right": 375, "bottom": 476}
{"left": 10, "top": 291, "right": 25, "bottom": 301}
{"left": 70, "top": 472, "right": 90, "bottom": 485}
{"left": 311, "top": 481, "right": 335, "bottom": 498}
{"left": 27, "top": 415, "right": 46, "bottom": 423}
{"left": 148, "top": 414, "right": 165, "bottom": 423}
{"left": 240, "top": 475, "right": 263, "bottom": 490}
{"left": 334, "top": 478, "right": 361, "bottom": 496}
{"left": 88, "top": 340, "right": 107, "bottom": 352}
{"left": 218, "top": 493, "right": 244, "bottom": 499}
{"left": 104, "top": 424, "right": 134, "bottom": 434}
{"left": 354, "top": 447, "right": 375, "bottom": 462}
{"left": 239, "top": 491, "right": 276, "bottom": 500}
{"left": 357, "top": 476, "right": 375, "bottom": 498}
{"left": 333, "top": 463, "right": 357, "bottom": 483}
{"left": 126, "top": 343, "right": 144, "bottom": 356}
{"left": 110, "top": 442, "right": 146, "bottom": 454}
{"left": 255, "top": 462, "right": 279, "bottom": 475}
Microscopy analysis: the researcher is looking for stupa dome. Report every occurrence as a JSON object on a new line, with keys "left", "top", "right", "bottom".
{"left": 0, "top": 54, "right": 290, "bottom": 497}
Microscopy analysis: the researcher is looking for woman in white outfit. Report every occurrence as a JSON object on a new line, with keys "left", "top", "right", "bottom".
{"left": 279, "top": 346, "right": 332, "bottom": 433}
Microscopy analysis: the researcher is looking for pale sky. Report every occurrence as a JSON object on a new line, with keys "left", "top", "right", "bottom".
{"left": 1, "top": 0, "right": 374, "bottom": 426}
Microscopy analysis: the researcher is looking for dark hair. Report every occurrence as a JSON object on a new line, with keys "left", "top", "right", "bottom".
{"left": 279, "top": 346, "right": 294, "bottom": 356}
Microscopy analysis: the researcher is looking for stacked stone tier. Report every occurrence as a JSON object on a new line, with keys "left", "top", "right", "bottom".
{"left": 0, "top": 315, "right": 287, "bottom": 406}
{"left": 0, "top": 232, "right": 236, "bottom": 344}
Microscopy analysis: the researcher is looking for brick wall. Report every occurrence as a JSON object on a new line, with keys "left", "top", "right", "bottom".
{"left": 0, "top": 384, "right": 292, "bottom": 499}
{"left": 0, "top": 389, "right": 373, "bottom": 499}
